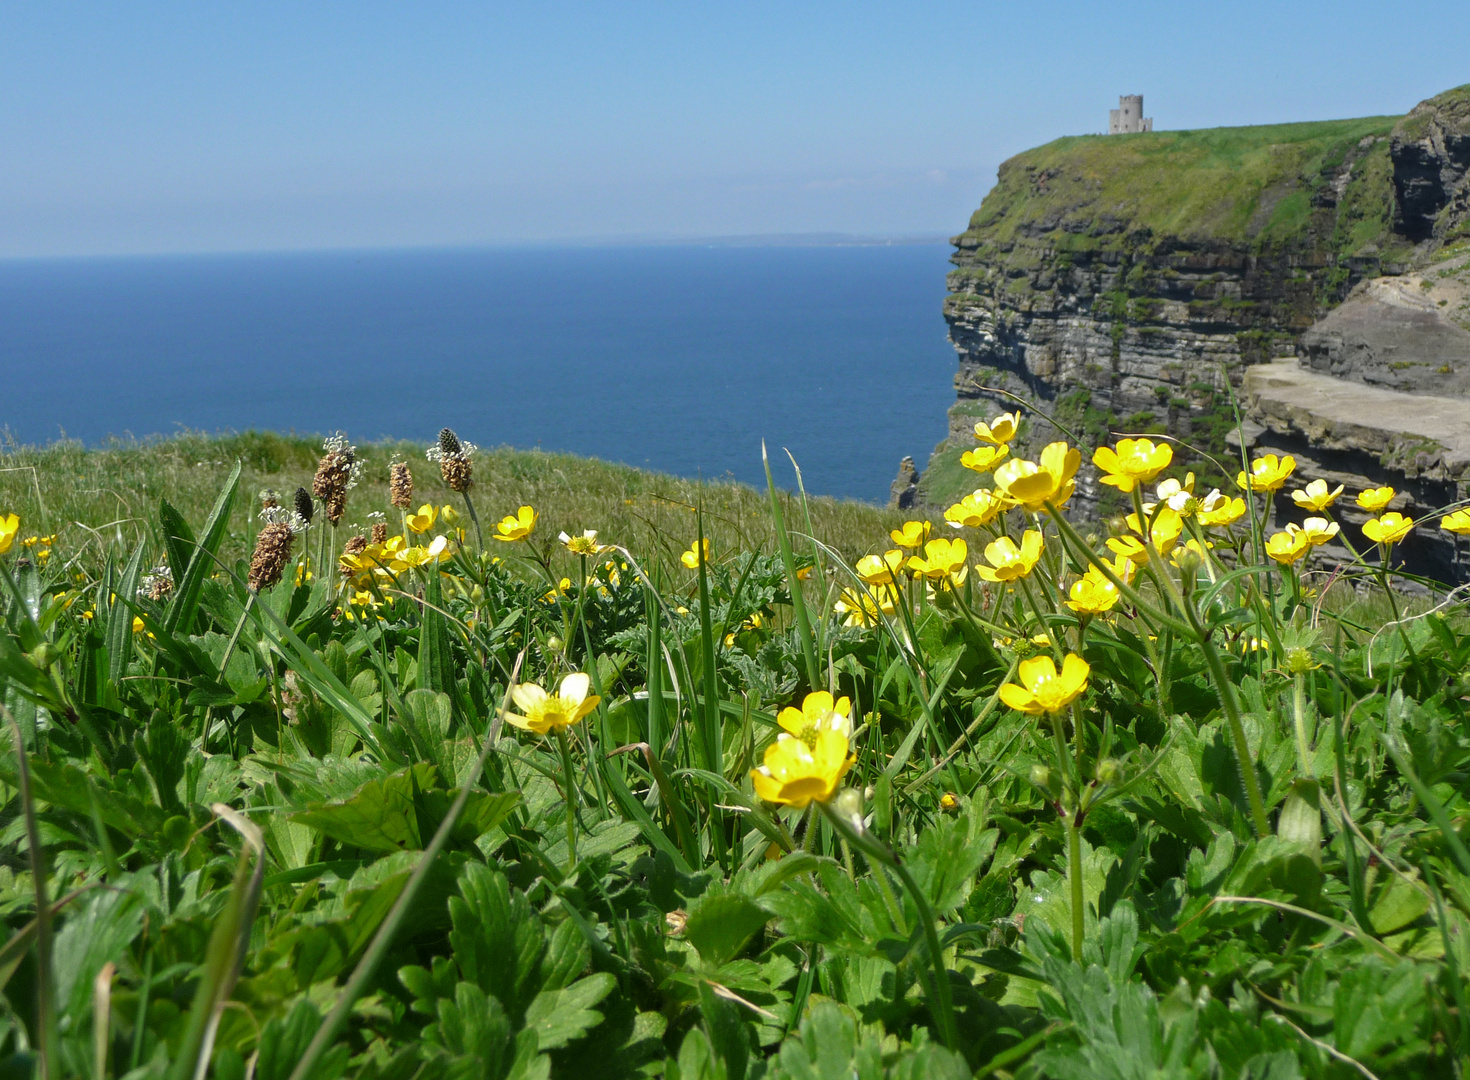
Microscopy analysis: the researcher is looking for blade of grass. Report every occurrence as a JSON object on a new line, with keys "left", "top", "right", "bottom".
{"left": 164, "top": 461, "right": 241, "bottom": 637}
{"left": 167, "top": 805, "right": 264, "bottom": 1080}
{"left": 763, "top": 442, "right": 820, "bottom": 690}
{"left": 2, "top": 701, "right": 60, "bottom": 1079}
{"left": 106, "top": 541, "right": 147, "bottom": 691}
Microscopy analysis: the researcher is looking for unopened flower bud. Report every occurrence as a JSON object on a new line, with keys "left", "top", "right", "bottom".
{"left": 1030, "top": 764, "right": 1059, "bottom": 798}
{"left": 546, "top": 635, "right": 565, "bottom": 654}
{"left": 1095, "top": 758, "right": 1123, "bottom": 784}
{"left": 832, "top": 787, "right": 864, "bottom": 828}
{"left": 1285, "top": 647, "right": 1318, "bottom": 675}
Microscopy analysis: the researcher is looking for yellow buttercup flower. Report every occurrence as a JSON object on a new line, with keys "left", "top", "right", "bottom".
{"left": 494, "top": 505, "right": 538, "bottom": 542}
{"left": 834, "top": 586, "right": 894, "bottom": 627}
{"left": 680, "top": 538, "right": 711, "bottom": 569}
{"left": 1363, "top": 512, "right": 1414, "bottom": 545}
{"left": 1237, "top": 454, "right": 1296, "bottom": 493}
{"left": 1291, "top": 479, "right": 1344, "bottom": 513}
{"left": 505, "top": 672, "right": 601, "bottom": 736}
{"left": 1356, "top": 487, "right": 1395, "bottom": 512}
{"left": 999, "top": 653, "right": 1090, "bottom": 715}
{"left": 993, "top": 441, "right": 1081, "bottom": 512}
{"left": 1265, "top": 528, "right": 1310, "bottom": 565}
{"left": 1066, "top": 563, "right": 1124, "bottom": 615}
{"left": 1197, "top": 491, "right": 1246, "bottom": 528}
{"left": 0, "top": 513, "right": 18, "bottom": 555}
{"left": 975, "top": 530, "right": 1043, "bottom": 583}
{"left": 890, "top": 520, "right": 932, "bottom": 549}
{"left": 560, "top": 530, "right": 610, "bottom": 555}
{"left": 855, "top": 549, "right": 908, "bottom": 587}
{"left": 908, "top": 537, "right": 968, "bottom": 582}
{"left": 439, "top": 504, "right": 460, "bottom": 526}
{"left": 960, "top": 445, "right": 1009, "bottom": 473}
{"left": 944, "top": 488, "right": 1009, "bottom": 529}
{"left": 939, "top": 792, "right": 959, "bottom": 811}
{"left": 974, "top": 412, "right": 1021, "bottom": 446}
{"left": 1296, "top": 517, "right": 1339, "bottom": 547}
{"left": 750, "top": 728, "right": 853, "bottom": 808}
{"left": 395, "top": 535, "right": 455, "bottom": 569}
{"left": 543, "top": 577, "right": 572, "bottom": 602}
{"left": 777, "top": 690, "right": 852, "bottom": 739}
{"left": 1441, "top": 509, "right": 1470, "bottom": 536}
{"left": 404, "top": 503, "right": 438, "bottom": 534}
{"left": 1093, "top": 438, "right": 1173, "bottom": 493}
{"left": 1108, "top": 507, "right": 1182, "bottom": 563}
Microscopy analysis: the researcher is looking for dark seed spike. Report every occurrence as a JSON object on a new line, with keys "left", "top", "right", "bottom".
{"left": 294, "top": 487, "right": 315, "bottom": 524}
{"left": 438, "top": 428, "right": 462, "bottom": 458}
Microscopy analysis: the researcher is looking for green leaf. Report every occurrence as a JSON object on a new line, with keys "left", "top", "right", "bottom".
{"left": 417, "top": 567, "right": 454, "bottom": 695}
{"left": 106, "top": 541, "right": 147, "bottom": 690}
{"left": 257, "top": 999, "right": 349, "bottom": 1080}
{"left": 524, "top": 972, "right": 615, "bottom": 1050}
{"left": 685, "top": 890, "right": 773, "bottom": 968}
{"left": 163, "top": 460, "right": 241, "bottom": 636}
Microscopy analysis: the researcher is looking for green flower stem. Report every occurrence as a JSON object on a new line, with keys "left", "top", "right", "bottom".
{"left": 1067, "top": 815, "right": 1085, "bottom": 963}
{"left": 818, "top": 802, "right": 958, "bottom": 1051}
{"left": 1194, "top": 613, "right": 1270, "bottom": 838}
{"left": 555, "top": 726, "right": 578, "bottom": 870}
{"left": 460, "top": 490, "right": 485, "bottom": 549}
{"left": 1293, "top": 674, "right": 1314, "bottom": 780}
{"left": 1018, "top": 575, "right": 1062, "bottom": 657}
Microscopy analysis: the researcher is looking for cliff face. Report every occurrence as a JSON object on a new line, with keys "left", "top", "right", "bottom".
{"left": 926, "top": 86, "right": 1470, "bottom": 583}
{"left": 928, "top": 115, "right": 1409, "bottom": 516}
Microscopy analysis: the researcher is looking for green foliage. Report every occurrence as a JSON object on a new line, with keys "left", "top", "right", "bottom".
{"left": 1, "top": 441, "right": 1470, "bottom": 1079}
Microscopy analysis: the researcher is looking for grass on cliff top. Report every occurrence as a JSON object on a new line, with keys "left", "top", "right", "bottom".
{"left": 0, "top": 430, "right": 911, "bottom": 574}
{"left": 961, "top": 114, "right": 1402, "bottom": 256}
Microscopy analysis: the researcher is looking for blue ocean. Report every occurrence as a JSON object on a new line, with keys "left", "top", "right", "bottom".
{"left": 0, "top": 243, "right": 956, "bottom": 502}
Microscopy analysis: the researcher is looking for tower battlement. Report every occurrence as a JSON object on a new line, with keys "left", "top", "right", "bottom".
{"left": 1108, "top": 94, "right": 1153, "bottom": 134}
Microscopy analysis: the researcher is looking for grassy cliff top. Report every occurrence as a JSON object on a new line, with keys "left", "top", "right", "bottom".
{"left": 956, "top": 114, "right": 1403, "bottom": 258}
{"left": 0, "top": 431, "right": 906, "bottom": 573}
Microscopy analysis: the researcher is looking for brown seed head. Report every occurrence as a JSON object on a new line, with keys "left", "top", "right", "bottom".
{"left": 249, "top": 523, "right": 294, "bottom": 592}
{"left": 340, "top": 534, "right": 369, "bottom": 575}
{"left": 389, "top": 462, "right": 414, "bottom": 510}
{"left": 147, "top": 575, "right": 174, "bottom": 603}
{"left": 441, "top": 454, "right": 473, "bottom": 493}
{"left": 313, "top": 451, "right": 353, "bottom": 524}
{"left": 371, "top": 522, "right": 388, "bottom": 545}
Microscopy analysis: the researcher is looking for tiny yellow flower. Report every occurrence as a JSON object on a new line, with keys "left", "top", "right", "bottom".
{"left": 494, "top": 505, "right": 538, "bottom": 542}
{"left": 944, "top": 488, "right": 1009, "bottom": 529}
{"left": 999, "top": 654, "right": 1090, "bottom": 715}
{"left": 132, "top": 615, "right": 146, "bottom": 633}
{"left": 777, "top": 690, "right": 852, "bottom": 739}
{"left": 750, "top": 728, "right": 853, "bottom": 808}
{"left": 939, "top": 793, "right": 959, "bottom": 811}
{"left": 974, "top": 412, "right": 1021, "bottom": 446}
{"left": 294, "top": 562, "right": 314, "bottom": 587}
{"left": 890, "top": 520, "right": 932, "bottom": 549}
{"left": 0, "top": 513, "right": 18, "bottom": 555}
{"left": 1441, "top": 508, "right": 1470, "bottom": 536}
{"left": 1296, "top": 517, "right": 1339, "bottom": 547}
{"left": 834, "top": 586, "right": 894, "bottom": 627}
{"left": 542, "top": 576, "right": 573, "bottom": 602}
{"left": 975, "top": 530, "right": 1043, "bottom": 583}
{"left": 993, "top": 441, "right": 1082, "bottom": 512}
{"left": 960, "top": 445, "right": 1009, "bottom": 473}
{"left": 1197, "top": 491, "right": 1247, "bottom": 528}
{"left": 908, "top": 537, "right": 969, "bottom": 582}
{"left": 1065, "top": 557, "right": 1131, "bottom": 615}
{"left": 560, "top": 530, "right": 609, "bottom": 555}
{"left": 680, "top": 538, "right": 711, "bottom": 569}
{"left": 855, "top": 549, "right": 907, "bottom": 587}
{"left": 1093, "top": 438, "right": 1173, "bottom": 493}
{"left": 404, "top": 503, "right": 439, "bottom": 534}
{"left": 1291, "top": 479, "right": 1344, "bottom": 513}
{"left": 1363, "top": 512, "right": 1414, "bottom": 545}
{"left": 1356, "top": 487, "right": 1396, "bottom": 512}
{"left": 505, "top": 672, "right": 601, "bottom": 736}
{"left": 1265, "top": 528, "right": 1310, "bottom": 565}
{"left": 1237, "top": 454, "right": 1296, "bottom": 493}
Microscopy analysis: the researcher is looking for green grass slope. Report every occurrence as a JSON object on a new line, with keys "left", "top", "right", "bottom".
{"left": 958, "top": 114, "right": 1407, "bottom": 261}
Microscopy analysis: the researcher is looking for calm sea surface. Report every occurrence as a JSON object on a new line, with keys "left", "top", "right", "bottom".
{"left": 0, "top": 244, "right": 956, "bottom": 502}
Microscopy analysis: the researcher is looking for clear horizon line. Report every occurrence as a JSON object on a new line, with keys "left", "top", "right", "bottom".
{"left": 0, "top": 230, "right": 957, "bottom": 264}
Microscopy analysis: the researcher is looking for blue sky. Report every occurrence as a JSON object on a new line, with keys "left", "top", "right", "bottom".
{"left": 3, "top": 1, "right": 1467, "bottom": 256}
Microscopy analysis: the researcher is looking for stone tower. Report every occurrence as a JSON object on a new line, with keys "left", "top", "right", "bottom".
{"left": 1108, "top": 94, "right": 1153, "bottom": 134}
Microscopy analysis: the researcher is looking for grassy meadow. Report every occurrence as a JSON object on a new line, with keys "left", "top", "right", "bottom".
{"left": 1, "top": 425, "right": 1470, "bottom": 1079}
